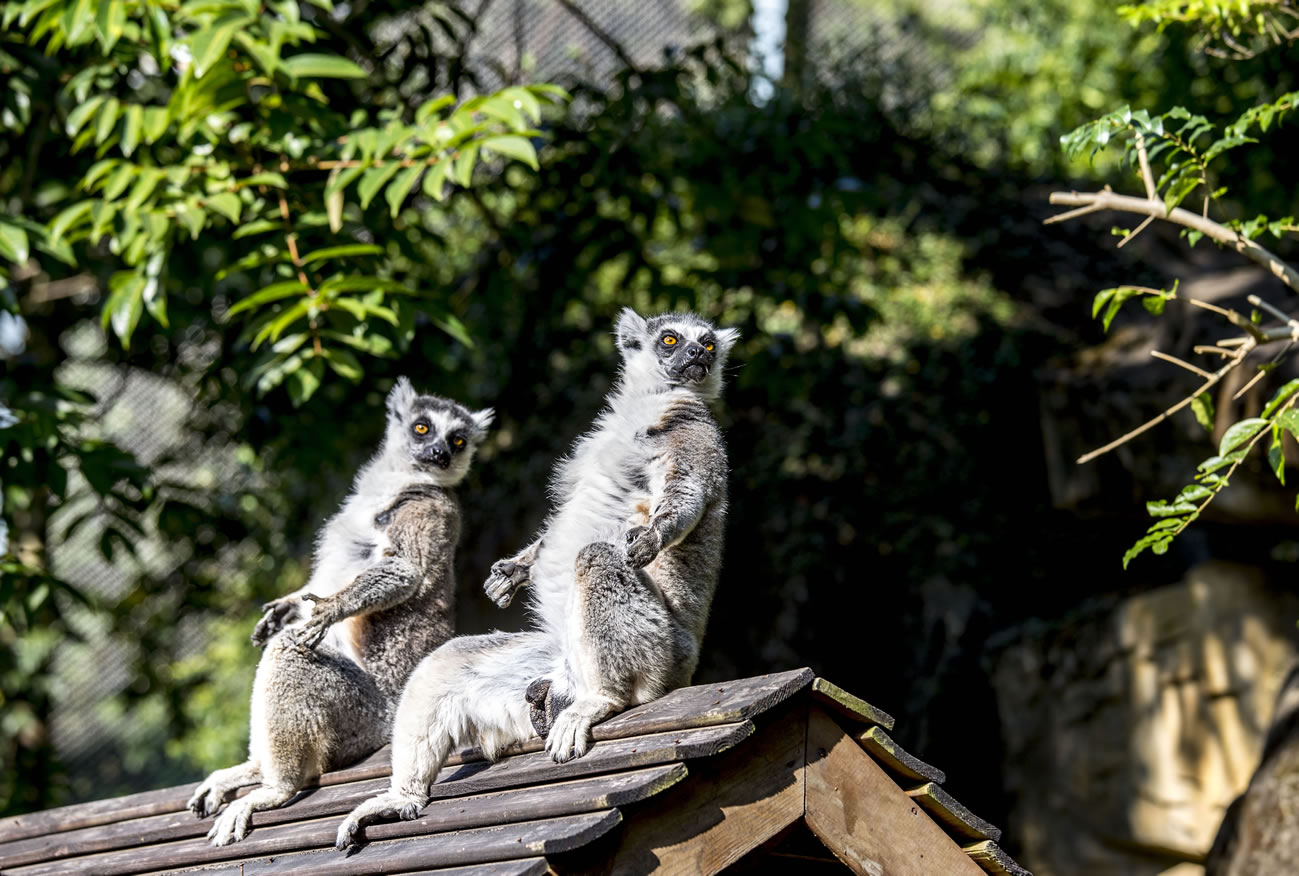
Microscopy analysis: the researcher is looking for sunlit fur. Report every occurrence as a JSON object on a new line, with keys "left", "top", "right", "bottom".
{"left": 335, "top": 310, "right": 738, "bottom": 850}
{"left": 186, "top": 379, "right": 489, "bottom": 847}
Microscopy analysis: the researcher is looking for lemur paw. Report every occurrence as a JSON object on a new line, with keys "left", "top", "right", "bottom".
{"left": 283, "top": 594, "right": 333, "bottom": 650}
{"left": 623, "top": 525, "right": 662, "bottom": 569}
{"left": 545, "top": 709, "right": 594, "bottom": 763}
{"left": 185, "top": 784, "right": 215, "bottom": 818}
{"left": 206, "top": 800, "right": 252, "bottom": 846}
{"left": 251, "top": 596, "right": 302, "bottom": 647}
{"left": 483, "top": 559, "right": 529, "bottom": 608}
{"left": 335, "top": 817, "right": 361, "bottom": 852}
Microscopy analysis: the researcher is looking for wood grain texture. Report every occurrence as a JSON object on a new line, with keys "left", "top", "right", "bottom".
{"left": 904, "top": 783, "right": 1001, "bottom": 843}
{"left": 856, "top": 725, "right": 946, "bottom": 786}
{"left": 962, "top": 840, "right": 1034, "bottom": 876}
{"left": 804, "top": 708, "right": 983, "bottom": 876}
{"left": 152, "top": 810, "right": 622, "bottom": 875}
{"left": 4, "top": 766, "right": 687, "bottom": 875}
{"left": 0, "top": 670, "right": 806, "bottom": 845}
{"left": 810, "top": 678, "right": 895, "bottom": 730}
{"left": 397, "top": 860, "right": 551, "bottom": 876}
{"left": 608, "top": 703, "right": 808, "bottom": 875}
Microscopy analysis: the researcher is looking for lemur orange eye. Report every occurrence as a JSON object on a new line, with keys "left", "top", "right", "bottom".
{"left": 453, "top": 437, "right": 465, "bottom": 447}
{"left": 413, "top": 423, "right": 429, "bottom": 435}
{"left": 705, "top": 343, "right": 714, "bottom": 351}
{"left": 662, "top": 335, "right": 677, "bottom": 346}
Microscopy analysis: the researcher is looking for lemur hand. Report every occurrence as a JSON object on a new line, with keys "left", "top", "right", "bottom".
{"left": 483, "top": 558, "right": 530, "bottom": 608}
{"left": 623, "top": 525, "right": 662, "bottom": 569}
{"left": 284, "top": 594, "right": 335, "bottom": 651}
{"left": 251, "top": 595, "right": 303, "bottom": 647}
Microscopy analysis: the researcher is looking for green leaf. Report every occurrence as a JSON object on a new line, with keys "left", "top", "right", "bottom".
{"left": 191, "top": 13, "right": 247, "bottom": 79}
{"left": 385, "top": 165, "right": 423, "bottom": 218}
{"left": 0, "top": 223, "right": 30, "bottom": 265}
{"left": 240, "top": 172, "right": 288, "bottom": 189}
{"left": 1146, "top": 499, "right": 1197, "bottom": 518}
{"left": 301, "top": 244, "right": 383, "bottom": 264}
{"left": 286, "top": 357, "right": 324, "bottom": 406}
{"left": 422, "top": 158, "right": 452, "bottom": 201}
{"left": 206, "top": 192, "right": 242, "bottom": 223}
{"left": 357, "top": 164, "right": 400, "bottom": 209}
{"left": 251, "top": 299, "right": 311, "bottom": 349}
{"left": 48, "top": 201, "right": 94, "bottom": 243}
{"left": 479, "top": 135, "right": 538, "bottom": 170}
{"left": 453, "top": 143, "right": 479, "bottom": 188}
{"left": 225, "top": 281, "right": 310, "bottom": 319}
{"left": 61, "top": 0, "right": 92, "bottom": 45}
{"left": 102, "top": 273, "right": 145, "bottom": 349}
{"left": 1190, "top": 393, "right": 1214, "bottom": 433}
{"left": 120, "top": 104, "right": 143, "bottom": 157}
{"left": 433, "top": 313, "right": 473, "bottom": 348}
{"left": 1263, "top": 380, "right": 1299, "bottom": 419}
{"left": 65, "top": 96, "right": 106, "bottom": 137}
{"left": 282, "top": 53, "right": 367, "bottom": 79}
{"left": 1218, "top": 418, "right": 1268, "bottom": 456}
{"left": 95, "top": 97, "right": 120, "bottom": 145}
{"left": 1276, "top": 410, "right": 1299, "bottom": 442}
{"left": 1270, "top": 436, "right": 1286, "bottom": 486}
{"left": 321, "top": 346, "right": 363, "bottom": 380}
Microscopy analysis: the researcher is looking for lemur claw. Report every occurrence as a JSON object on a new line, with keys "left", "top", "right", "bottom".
{"left": 251, "top": 597, "right": 301, "bottom": 647}
{"left": 483, "top": 558, "right": 528, "bottom": 608}
{"left": 623, "top": 525, "right": 662, "bottom": 569}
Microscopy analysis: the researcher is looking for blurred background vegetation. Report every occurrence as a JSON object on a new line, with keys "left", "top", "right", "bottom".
{"left": 3, "top": 1, "right": 1299, "bottom": 873}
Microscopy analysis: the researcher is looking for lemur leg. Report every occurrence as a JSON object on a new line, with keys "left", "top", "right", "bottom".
{"left": 545, "top": 542, "right": 677, "bottom": 763}
{"left": 335, "top": 633, "right": 545, "bottom": 851}
{"left": 186, "top": 760, "right": 261, "bottom": 818}
{"left": 203, "top": 635, "right": 388, "bottom": 846}
{"left": 483, "top": 537, "right": 543, "bottom": 608}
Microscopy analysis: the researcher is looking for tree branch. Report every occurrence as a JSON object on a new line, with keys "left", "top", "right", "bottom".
{"left": 553, "top": 0, "right": 640, "bottom": 76}
{"left": 1047, "top": 189, "right": 1299, "bottom": 293}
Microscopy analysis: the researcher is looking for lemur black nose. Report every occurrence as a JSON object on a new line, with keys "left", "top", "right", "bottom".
{"left": 684, "top": 342, "right": 706, "bottom": 360}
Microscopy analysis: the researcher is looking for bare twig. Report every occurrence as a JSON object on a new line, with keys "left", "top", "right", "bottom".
{"left": 1151, "top": 350, "right": 1212, "bottom": 378}
{"left": 1117, "top": 215, "right": 1155, "bottom": 248}
{"left": 276, "top": 191, "right": 323, "bottom": 356}
{"left": 1194, "top": 345, "right": 1236, "bottom": 357}
{"left": 1047, "top": 189, "right": 1299, "bottom": 293}
{"left": 1076, "top": 342, "right": 1254, "bottom": 464}
{"left": 1247, "top": 293, "right": 1299, "bottom": 336}
{"left": 1134, "top": 132, "right": 1158, "bottom": 201}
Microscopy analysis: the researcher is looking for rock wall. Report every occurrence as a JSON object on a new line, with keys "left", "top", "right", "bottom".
{"left": 991, "top": 561, "right": 1299, "bottom": 876}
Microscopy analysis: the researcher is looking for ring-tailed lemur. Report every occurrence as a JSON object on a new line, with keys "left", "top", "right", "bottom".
{"left": 186, "top": 378, "right": 492, "bottom": 846}
{"left": 334, "top": 310, "right": 738, "bottom": 850}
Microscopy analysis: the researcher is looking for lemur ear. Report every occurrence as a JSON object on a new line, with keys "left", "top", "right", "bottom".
{"left": 469, "top": 408, "right": 495, "bottom": 438}
{"left": 386, "top": 377, "right": 416, "bottom": 420}
{"left": 715, "top": 326, "right": 741, "bottom": 352}
{"left": 615, "top": 308, "right": 648, "bottom": 353}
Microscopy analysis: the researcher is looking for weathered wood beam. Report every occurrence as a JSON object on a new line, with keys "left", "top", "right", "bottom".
{"left": 804, "top": 708, "right": 984, "bottom": 876}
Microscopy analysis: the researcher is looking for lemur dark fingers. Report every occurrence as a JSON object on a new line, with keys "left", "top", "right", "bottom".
{"left": 483, "top": 558, "right": 528, "bottom": 608}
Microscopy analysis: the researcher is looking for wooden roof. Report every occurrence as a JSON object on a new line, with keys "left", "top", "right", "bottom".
{"left": 0, "top": 668, "right": 1031, "bottom": 875}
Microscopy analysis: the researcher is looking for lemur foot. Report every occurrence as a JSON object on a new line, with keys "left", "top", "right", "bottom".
{"left": 483, "top": 559, "right": 529, "bottom": 608}
{"left": 545, "top": 708, "right": 595, "bottom": 763}
{"left": 334, "top": 792, "right": 424, "bottom": 851}
{"left": 206, "top": 798, "right": 254, "bottom": 846}
{"left": 185, "top": 782, "right": 221, "bottom": 818}
{"left": 525, "top": 678, "right": 574, "bottom": 739}
{"left": 251, "top": 596, "right": 303, "bottom": 647}
{"left": 623, "top": 525, "right": 662, "bottom": 569}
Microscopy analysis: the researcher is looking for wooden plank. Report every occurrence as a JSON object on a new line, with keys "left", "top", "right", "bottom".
{"left": 0, "top": 669, "right": 807, "bottom": 845}
{"left": 963, "top": 840, "right": 1033, "bottom": 876}
{"left": 904, "top": 783, "right": 1001, "bottom": 843}
{"left": 810, "top": 677, "right": 895, "bottom": 730}
{"left": 856, "top": 725, "right": 946, "bottom": 786}
{"left": 608, "top": 702, "right": 808, "bottom": 875}
{"left": 804, "top": 708, "right": 983, "bottom": 876}
{"left": 396, "top": 860, "right": 550, "bottom": 876}
{"left": 140, "top": 810, "right": 622, "bottom": 875}
{"left": 4, "top": 766, "right": 687, "bottom": 875}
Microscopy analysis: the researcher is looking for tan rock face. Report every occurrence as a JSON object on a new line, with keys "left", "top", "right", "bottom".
{"left": 993, "top": 561, "right": 1299, "bottom": 876}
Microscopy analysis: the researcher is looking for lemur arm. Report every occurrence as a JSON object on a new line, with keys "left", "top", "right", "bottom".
{"left": 625, "top": 429, "right": 724, "bottom": 569}
{"left": 483, "top": 533, "right": 545, "bottom": 609}
{"left": 291, "top": 494, "right": 454, "bottom": 650}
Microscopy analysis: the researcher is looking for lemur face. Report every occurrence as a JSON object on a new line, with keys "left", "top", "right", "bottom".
{"left": 615, "top": 309, "right": 740, "bottom": 397}
{"left": 384, "top": 378, "right": 493, "bottom": 483}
